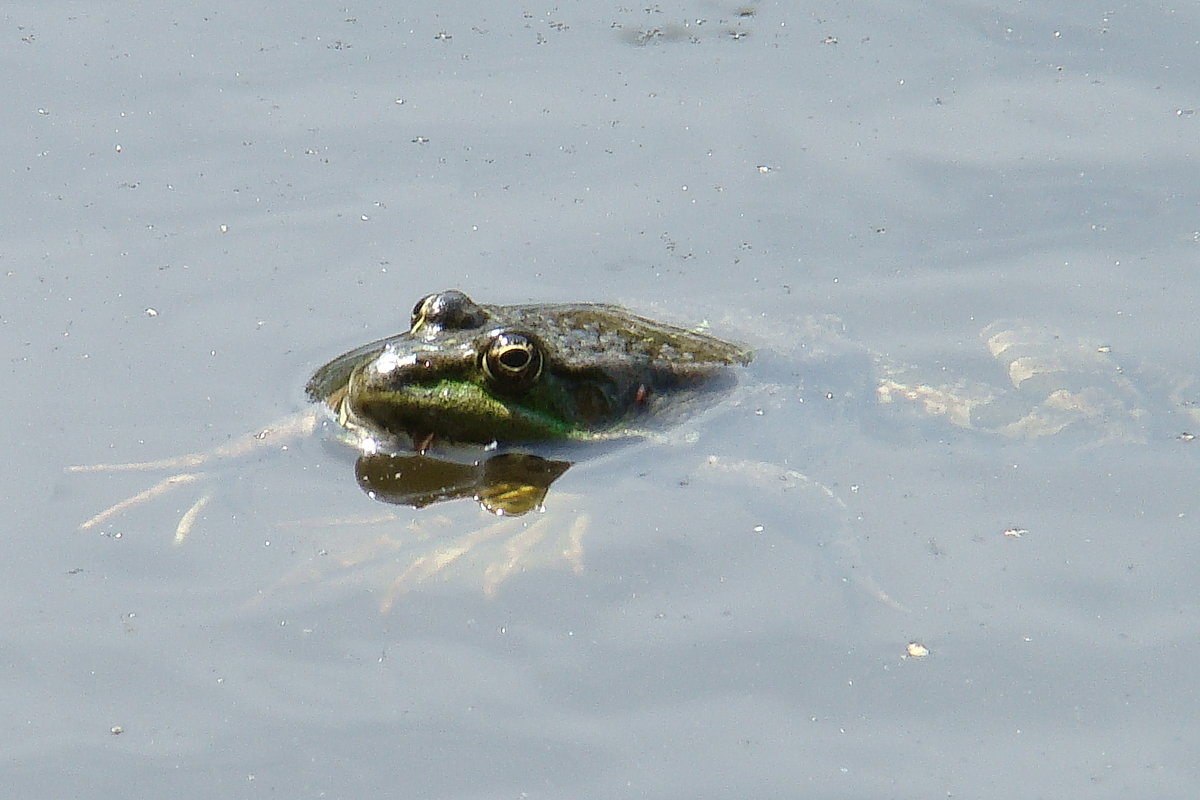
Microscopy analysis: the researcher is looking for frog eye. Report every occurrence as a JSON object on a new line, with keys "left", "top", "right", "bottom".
{"left": 411, "top": 290, "right": 486, "bottom": 334}
{"left": 410, "top": 294, "right": 434, "bottom": 328}
{"left": 482, "top": 331, "right": 543, "bottom": 392}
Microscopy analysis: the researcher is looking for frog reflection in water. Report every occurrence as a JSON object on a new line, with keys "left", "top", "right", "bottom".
{"left": 74, "top": 290, "right": 753, "bottom": 600}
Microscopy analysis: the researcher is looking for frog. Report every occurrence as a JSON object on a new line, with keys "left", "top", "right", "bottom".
{"left": 72, "top": 293, "right": 1197, "bottom": 608}
{"left": 71, "top": 290, "right": 754, "bottom": 600}
{"left": 308, "top": 288, "right": 753, "bottom": 451}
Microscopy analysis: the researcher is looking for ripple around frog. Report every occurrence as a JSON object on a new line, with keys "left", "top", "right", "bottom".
{"left": 69, "top": 290, "right": 757, "bottom": 607}
{"left": 69, "top": 307, "right": 1199, "bottom": 610}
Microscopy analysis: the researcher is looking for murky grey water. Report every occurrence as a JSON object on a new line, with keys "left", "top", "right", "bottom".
{"left": 6, "top": 2, "right": 1199, "bottom": 797}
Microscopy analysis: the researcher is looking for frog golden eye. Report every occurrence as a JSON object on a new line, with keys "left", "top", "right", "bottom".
{"left": 410, "top": 295, "right": 434, "bottom": 328}
{"left": 482, "top": 331, "right": 543, "bottom": 392}
{"left": 412, "top": 290, "right": 486, "bottom": 334}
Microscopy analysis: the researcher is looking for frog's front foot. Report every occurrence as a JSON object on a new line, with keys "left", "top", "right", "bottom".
{"left": 382, "top": 512, "right": 587, "bottom": 609}
{"left": 269, "top": 511, "right": 588, "bottom": 612}
{"left": 68, "top": 411, "right": 318, "bottom": 541}
{"left": 75, "top": 472, "right": 211, "bottom": 544}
